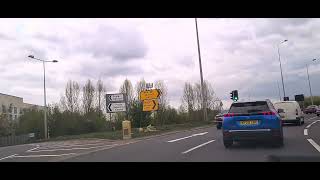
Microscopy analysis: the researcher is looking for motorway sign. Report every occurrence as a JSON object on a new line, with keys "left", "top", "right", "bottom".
{"left": 107, "top": 103, "right": 126, "bottom": 113}
{"left": 140, "top": 89, "right": 161, "bottom": 100}
{"left": 143, "top": 99, "right": 159, "bottom": 111}
{"left": 106, "top": 93, "right": 125, "bottom": 102}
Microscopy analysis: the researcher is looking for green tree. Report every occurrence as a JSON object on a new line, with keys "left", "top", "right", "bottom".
{"left": 304, "top": 96, "right": 320, "bottom": 107}
{"left": 17, "top": 109, "right": 44, "bottom": 139}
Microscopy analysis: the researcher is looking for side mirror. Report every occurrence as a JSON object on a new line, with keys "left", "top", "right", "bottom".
{"left": 278, "top": 109, "right": 284, "bottom": 113}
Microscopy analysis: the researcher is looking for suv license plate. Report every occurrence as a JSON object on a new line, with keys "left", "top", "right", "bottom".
{"left": 240, "top": 120, "right": 258, "bottom": 125}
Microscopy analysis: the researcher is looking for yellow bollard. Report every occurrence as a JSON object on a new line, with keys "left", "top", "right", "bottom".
{"left": 122, "top": 120, "right": 132, "bottom": 140}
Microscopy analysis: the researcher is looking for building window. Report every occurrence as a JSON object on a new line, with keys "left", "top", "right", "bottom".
{"left": 15, "top": 115, "right": 17, "bottom": 120}
{"left": 9, "top": 114, "right": 12, "bottom": 120}
{"left": 14, "top": 107, "right": 17, "bottom": 114}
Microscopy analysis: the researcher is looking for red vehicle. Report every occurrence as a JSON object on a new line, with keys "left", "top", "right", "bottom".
{"left": 304, "top": 105, "right": 318, "bottom": 114}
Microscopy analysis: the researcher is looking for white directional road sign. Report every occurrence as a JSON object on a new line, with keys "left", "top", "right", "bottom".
{"left": 107, "top": 102, "right": 126, "bottom": 113}
{"left": 107, "top": 94, "right": 124, "bottom": 102}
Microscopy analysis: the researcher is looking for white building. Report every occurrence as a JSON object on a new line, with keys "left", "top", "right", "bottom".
{"left": 0, "top": 93, "right": 43, "bottom": 122}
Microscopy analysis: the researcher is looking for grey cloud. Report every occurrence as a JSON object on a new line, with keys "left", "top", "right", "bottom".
{"left": 34, "top": 33, "right": 65, "bottom": 44}
{"left": 78, "top": 25, "right": 147, "bottom": 61}
{"left": 0, "top": 33, "right": 15, "bottom": 41}
{"left": 255, "top": 18, "right": 311, "bottom": 37}
{"left": 23, "top": 45, "right": 48, "bottom": 60}
{"left": 77, "top": 60, "right": 143, "bottom": 80}
{"left": 177, "top": 56, "right": 195, "bottom": 68}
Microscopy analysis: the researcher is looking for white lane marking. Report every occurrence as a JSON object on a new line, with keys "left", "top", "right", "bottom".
{"left": 0, "top": 154, "right": 18, "bottom": 161}
{"left": 182, "top": 140, "right": 215, "bottom": 154}
{"left": 38, "top": 142, "right": 112, "bottom": 149}
{"left": 304, "top": 129, "right": 308, "bottom": 136}
{"left": 29, "top": 144, "right": 116, "bottom": 152}
{"left": 307, "top": 139, "right": 320, "bottom": 153}
{"left": 13, "top": 153, "right": 77, "bottom": 158}
{"left": 306, "top": 116, "right": 319, "bottom": 121}
{"left": 306, "top": 120, "right": 320, "bottom": 129}
{"left": 167, "top": 132, "right": 208, "bottom": 143}
{"left": 27, "top": 145, "right": 40, "bottom": 152}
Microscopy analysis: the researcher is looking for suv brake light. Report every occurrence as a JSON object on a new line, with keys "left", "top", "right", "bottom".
{"left": 223, "top": 113, "right": 234, "bottom": 117}
{"left": 262, "top": 111, "right": 276, "bottom": 115}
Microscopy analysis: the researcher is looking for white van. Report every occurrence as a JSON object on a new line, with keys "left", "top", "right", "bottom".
{"left": 273, "top": 101, "right": 304, "bottom": 126}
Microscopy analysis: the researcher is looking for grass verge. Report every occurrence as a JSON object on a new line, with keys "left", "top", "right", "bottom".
{"left": 41, "top": 121, "right": 214, "bottom": 142}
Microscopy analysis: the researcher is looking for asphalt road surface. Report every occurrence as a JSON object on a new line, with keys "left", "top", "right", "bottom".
{"left": 1, "top": 114, "right": 320, "bottom": 162}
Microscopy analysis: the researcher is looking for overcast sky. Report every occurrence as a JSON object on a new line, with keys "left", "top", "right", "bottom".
{"left": 1, "top": 18, "right": 320, "bottom": 109}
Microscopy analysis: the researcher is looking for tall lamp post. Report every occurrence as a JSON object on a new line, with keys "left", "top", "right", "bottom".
{"left": 306, "top": 59, "right": 317, "bottom": 105}
{"left": 28, "top": 55, "right": 58, "bottom": 139}
{"left": 195, "top": 18, "right": 207, "bottom": 121}
{"left": 277, "top": 39, "right": 288, "bottom": 100}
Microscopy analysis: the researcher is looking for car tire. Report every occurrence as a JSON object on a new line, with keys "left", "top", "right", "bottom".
{"left": 297, "top": 119, "right": 302, "bottom": 126}
{"left": 317, "top": 114, "right": 319, "bottom": 116}
{"left": 216, "top": 123, "right": 222, "bottom": 129}
{"left": 223, "top": 139, "right": 233, "bottom": 148}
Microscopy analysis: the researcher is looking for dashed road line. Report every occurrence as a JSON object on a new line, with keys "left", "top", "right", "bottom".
{"left": 307, "top": 139, "right": 320, "bottom": 153}
{"left": 304, "top": 129, "right": 308, "bottom": 136}
{"left": 27, "top": 145, "right": 40, "bottom": 152}
{"left": 28, "top": 144, "right": 116, "bottom": 152}
{"left": 0, "top": 154, "right": 18, "bottom": 161}
{"left": 182, "top": 140, "right": 215, "bottom": 154}
{"left": 13, "top": 153, "right": 77, "bottom": 158}
{"left": 306, "top": 120, "right": 320, "bottom": 129}
{"left": 37, "top": 142, "right": 112, "bottom": 149}
{"left": 167, "top": 132, "right": 208, "bottom": 143}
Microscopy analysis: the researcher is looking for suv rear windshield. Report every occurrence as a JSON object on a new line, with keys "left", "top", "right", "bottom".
{"left": 229, "top": 101, "right": 269, "bottom": 114}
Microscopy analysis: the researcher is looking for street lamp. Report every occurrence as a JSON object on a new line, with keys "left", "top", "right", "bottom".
{"left": 27, "top": 55, "right": 58, "bottom": 139}
{"left": 195, "top": 18, "right": 208, "bottom": 122}
{"left": 306, "top": 59, "right": 317, "bottom": 105}
{"left": 277, "top": 39, "right": 288, "bottom": 100}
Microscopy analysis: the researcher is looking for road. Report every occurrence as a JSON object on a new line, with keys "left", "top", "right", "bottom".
{"left": 1, "top": 114, "right": 320, "bottom": 162}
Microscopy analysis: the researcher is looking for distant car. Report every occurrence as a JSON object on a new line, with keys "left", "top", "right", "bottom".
{"left": 215, "top": 110, "right": 228, "bottom": 129}
{"left": 273, "top": 101, "right": 304, "bottom": 126}
{"left": 215, "top": 113, "right": 223, "bottom": 129}
{"left": 222, "top": 100, "right": 283, "bottom": 148}
{"left": 304, "top": 105, "right": 318, "bottom": 114}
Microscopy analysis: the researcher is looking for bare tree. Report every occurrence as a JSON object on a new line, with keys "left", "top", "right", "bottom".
{"left": 154, "top": 80, "right": 168, "bottom": 109}
{"left": 96, "top": 79, "right": 106, "bottom": 117}
{"left": 194, "top": 83, "right": 202, "bottom": 111}
{"left": 154, "top": 80, "right": 168, "bottom": 126}
{"left": 82, "top": 79, "right": 95, "bottom": 115}
{"left": 135, "top": 78, "right": 146, "bottom": 101}
{"left": 120, "top": 79, "right": 134, "bottom": 105}
{"left": 63, "top": 80, "right": 81, "bottom": 113}
{"left": 182, "top": 82, "right": 195, "bottom": 113}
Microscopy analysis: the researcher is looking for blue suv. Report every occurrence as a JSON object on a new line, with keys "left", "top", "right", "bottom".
{"left": 222, "top": 100, "right": 283, "bottom": 148}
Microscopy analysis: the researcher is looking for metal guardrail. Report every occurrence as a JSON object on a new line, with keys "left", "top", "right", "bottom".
{"left": 0, "top": 134, "right": 35, "bottom": 147}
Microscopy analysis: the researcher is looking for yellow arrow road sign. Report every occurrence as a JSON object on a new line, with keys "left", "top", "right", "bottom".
{"left": 143, "top": 99, "right": 159, "bottom": 111}
{"left": 140, "top": 89, "right": 161, "bottom": 100}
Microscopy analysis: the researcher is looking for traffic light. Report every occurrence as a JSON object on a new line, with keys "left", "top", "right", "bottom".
{"left": 230, "top": 91, "right": 234, "bottom": 100}
{"left": 233, "top": 90, "right": 238, "bottom": 101}
{"left": 230, "top": 90, "right": 239, "bottom": 102}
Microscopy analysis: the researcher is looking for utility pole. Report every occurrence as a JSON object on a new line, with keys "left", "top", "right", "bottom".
{"left": 195, "top": 18, "right": 208, "bottom": 121}
{"left": 306, "top": 64, "right": 314, "bottom": 105}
